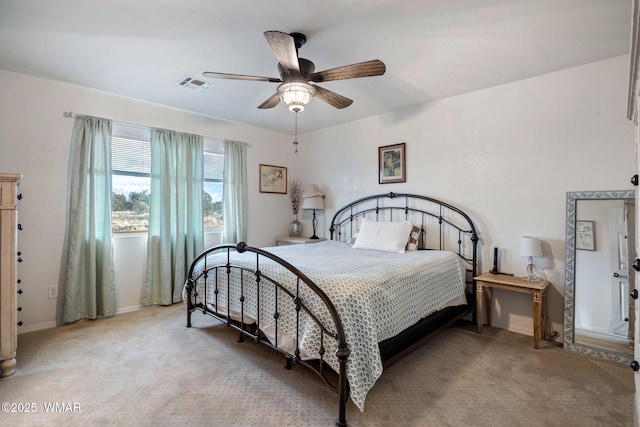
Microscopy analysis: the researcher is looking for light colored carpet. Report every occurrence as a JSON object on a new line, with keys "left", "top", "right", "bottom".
{"left": 0, "top": 304, "right": 634, "bottom": 426}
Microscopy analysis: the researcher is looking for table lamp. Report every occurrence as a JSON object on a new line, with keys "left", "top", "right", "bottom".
{"left": 520, "top": 236, "right": 542, "bottom": 281}
{"left": 301, "top": 184, "right": 324, "bottom": 239}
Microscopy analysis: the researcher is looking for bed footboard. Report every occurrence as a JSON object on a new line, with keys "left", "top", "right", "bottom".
{"left": 185, "top": 242, "right": 350, "bottom": 427}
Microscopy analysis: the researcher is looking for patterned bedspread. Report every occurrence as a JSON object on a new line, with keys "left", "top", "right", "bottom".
{"left": 183, "top": 240, "right": 466, "bottom": 411}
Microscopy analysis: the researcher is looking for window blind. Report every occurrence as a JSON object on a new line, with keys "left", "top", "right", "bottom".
{"left": 112, "top": 136, "right": 151, "bottom": 175}
{"left": 204, "top": 151, "right": 223, "bottom": 180}
{"left": 112, "top": 123, "right": 223, "bottom": 179}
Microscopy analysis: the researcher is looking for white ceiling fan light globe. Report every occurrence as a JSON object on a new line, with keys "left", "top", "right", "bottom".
{"left": 278, "top": 82, "right": 315, "bottom": 112}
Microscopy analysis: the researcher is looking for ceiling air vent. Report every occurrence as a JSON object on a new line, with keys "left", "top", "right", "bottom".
{"left": 176, "top": 75, "right": 213, "bottom": 91}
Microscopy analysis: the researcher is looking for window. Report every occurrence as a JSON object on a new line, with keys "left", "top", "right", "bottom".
{"left": 203, "top": 148, "right": 224, "bottom": 230}
{"left": 111, "top": 125, "right": 151, "bottom": 233}
{"left": 111, "top": 123, "right": 223, "bottom": 233}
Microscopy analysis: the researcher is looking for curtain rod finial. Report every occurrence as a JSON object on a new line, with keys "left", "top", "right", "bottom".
{"left": 63, "top": 111, "right": 73, "bottom": 118}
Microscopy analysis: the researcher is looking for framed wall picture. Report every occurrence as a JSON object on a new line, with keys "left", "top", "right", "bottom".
{"left": 378, "top": 143, "right": 406, "bottom": 184}
{"left": 259, "top": 164, "right": 288, "bottom": 194}
{"left": 576, "top": 220, "right": 595, "bottom": 251}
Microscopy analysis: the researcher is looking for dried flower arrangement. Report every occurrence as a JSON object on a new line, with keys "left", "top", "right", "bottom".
{"left": 289, "top": 178, "right": 304, "bottom": 214}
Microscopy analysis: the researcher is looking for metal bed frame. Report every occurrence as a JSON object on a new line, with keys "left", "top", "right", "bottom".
{"left": 185, "top": 192, "right": 479, "bottom": 426}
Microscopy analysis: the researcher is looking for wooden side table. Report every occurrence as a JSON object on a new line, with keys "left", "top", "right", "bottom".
{"left": 474, "top": 273, "right": 550, "bottom": 349}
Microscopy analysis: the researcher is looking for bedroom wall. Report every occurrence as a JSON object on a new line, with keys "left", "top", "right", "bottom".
{"left": 295, "top": 55, "right": 635, "bottom": 340}
{"left": 0, "top": 70, "right": 294, "bottom": 331}
{"left": 0, "top": 55, "right": 634, "bottom": 341}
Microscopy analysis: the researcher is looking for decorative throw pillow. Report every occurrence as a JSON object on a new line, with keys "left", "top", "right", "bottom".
{"left": 348, "top": 233, "right": 358, "bottom": 245}
{"left": 352, "top": 219, "right": 413, "bottom": 253}
{"left": 406, "top": 225, "right": 421, "bottom": 251}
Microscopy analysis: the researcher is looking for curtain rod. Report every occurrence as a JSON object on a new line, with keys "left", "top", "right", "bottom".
{"left": 62, "top": 111, "right": 252, "bottom": 147}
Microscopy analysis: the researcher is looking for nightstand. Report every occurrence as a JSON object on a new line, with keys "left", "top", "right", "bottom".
{"left": 275, "top": 237, "right": 327, "bottom": 246}
{"left": 474, "top": 273, "right": 550, "bottom": 349}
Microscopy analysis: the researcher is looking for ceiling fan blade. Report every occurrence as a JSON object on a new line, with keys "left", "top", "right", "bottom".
{"left": 312, "top": 85, "right": 353, "bottom": 109}
{"left": 264, "top": 31, "right": 300, "bottom": 75}
{"left": 258, "top": 92, "right": 281, "bottom": 109}
{"left": 203, "top": 71, "right": 281, "bottom": 83}
{"left": 310, "top": 59, "right": 386, "bottom": 82}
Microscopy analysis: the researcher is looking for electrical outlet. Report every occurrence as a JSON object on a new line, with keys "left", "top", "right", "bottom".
{"left": 48, "top": 285, "right": 58, "bottom": 299}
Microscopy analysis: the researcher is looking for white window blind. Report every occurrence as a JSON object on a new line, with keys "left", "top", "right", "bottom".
{"left": 112, "top": 136, "right": 151, "bottom": 175}
{"left": 204, "top": 150, "right": 223, "bottom": 181}
{"left": 113, "top": 126, "right": 221, "bottom": 180}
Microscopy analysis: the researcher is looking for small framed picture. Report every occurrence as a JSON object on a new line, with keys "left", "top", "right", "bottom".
{"left": 378, "top": 143, "right": 406, "bottom": 184}
{"left": 576, "top": 220, "right": 595, "bottom": 251}
{"left": 259, "top": 164, "right": 287, "bottom": 194}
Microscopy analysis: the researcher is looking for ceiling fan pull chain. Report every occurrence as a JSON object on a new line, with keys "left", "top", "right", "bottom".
{"left": 293, "top": 111, "right": 299, "bottom": 154}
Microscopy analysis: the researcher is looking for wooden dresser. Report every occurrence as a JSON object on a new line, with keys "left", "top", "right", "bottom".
{"left": 0, "top": 173, "right": 21, "bottom": 378}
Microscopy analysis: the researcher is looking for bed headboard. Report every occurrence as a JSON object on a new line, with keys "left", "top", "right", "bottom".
{"left": 329, "top": 192, "right": 479, "bottom": 279}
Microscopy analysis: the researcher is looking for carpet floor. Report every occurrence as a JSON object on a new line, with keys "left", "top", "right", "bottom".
{"left": 0, "top": 304, "right": 634, "bottom": 426}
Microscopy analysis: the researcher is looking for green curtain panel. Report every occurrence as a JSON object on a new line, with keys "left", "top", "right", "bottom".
{"left": 222, "top": 139, "right": 248, "bottom": 243}
{"left": 63, "top": 115, "right": 116, "bottom": 322}
{"left": 142, "top": 128, "right": 204, "bottom": 306}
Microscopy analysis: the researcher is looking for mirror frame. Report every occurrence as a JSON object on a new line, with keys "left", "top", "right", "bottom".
{"left": 564, "top": 190, "right": 635, "bottom": 364}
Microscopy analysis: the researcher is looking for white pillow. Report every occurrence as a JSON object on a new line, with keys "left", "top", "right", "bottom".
{"left": 352, "top": 219, "right": 413, "bottom": 253}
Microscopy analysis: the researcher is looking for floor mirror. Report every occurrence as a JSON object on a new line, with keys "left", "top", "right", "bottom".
{"left": 564, "top": 190, "right": 635, "bottom": 364}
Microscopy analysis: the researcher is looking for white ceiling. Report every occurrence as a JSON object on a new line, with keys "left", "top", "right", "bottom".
{"left": 0, "top": 0, "right": 632, "bottom": 134}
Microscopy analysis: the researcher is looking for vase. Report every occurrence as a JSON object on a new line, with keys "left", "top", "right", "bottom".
{"left": 289, "top": 213, "right": 302, "bottom": 237}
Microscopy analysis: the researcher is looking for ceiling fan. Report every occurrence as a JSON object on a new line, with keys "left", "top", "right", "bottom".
{"left": 203, "top": 31, "right": 386, "bottom": 113}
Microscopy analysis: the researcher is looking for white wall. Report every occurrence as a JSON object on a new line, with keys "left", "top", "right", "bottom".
{"left": 0, "top": 70, "right": 294, "bottom": 331}
{"left": 295, "top": 55, "right": 635, "bottom": 339}
{"left": 1, "top": 55, "right": 634, "bottom": 340}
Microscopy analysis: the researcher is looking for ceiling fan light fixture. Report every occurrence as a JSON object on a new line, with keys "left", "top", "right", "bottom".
{"left": 278, "top": 82, "right": 315, "bottom": 112}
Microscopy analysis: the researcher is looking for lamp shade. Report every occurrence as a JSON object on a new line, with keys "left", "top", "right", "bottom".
{"left": 520, "top": 236, "right": 542, "bottom": 257}
{"left": 301, "top": 195, "right": 324, "bottom": 210}
{"left": 301, "top": 184, "right": 324, "bottom": 210}
{"left": 302, "top": 184, "right": 323, "bottom": 198}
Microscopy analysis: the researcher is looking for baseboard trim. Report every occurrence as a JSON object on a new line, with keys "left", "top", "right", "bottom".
{"left": 17, "top": 305, "right": 143, "bottom": 335}
{"left": 489, "top": 320, "right": 530, "bottom": 336}
{"left": 17, "top": 321, "right": 57, "bottom": 334}
{"left": 488, "top": 320, "right": 564, "bottom": 343}
{"left": 117, "top": 305, "right": 142, "bottom": 315}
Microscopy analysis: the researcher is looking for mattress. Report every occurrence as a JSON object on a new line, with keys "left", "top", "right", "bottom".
{"left": 184, "top": 240, "right": 467, "bottom": 411}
